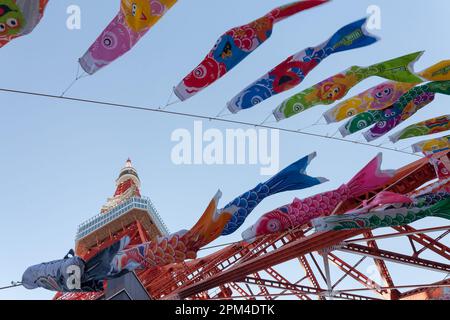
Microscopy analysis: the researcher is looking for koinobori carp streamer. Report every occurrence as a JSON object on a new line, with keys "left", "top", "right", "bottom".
{"left": 323, "top": 60, "right": 450, "bottom": 124}
{"left": 241, "top": 153, "right": 395, "bottom": 240}
{"left": 0, "top": 0, "right": 49, "bottom": 48}
{"left": 220, "top": 152, "right": 327, "bottom": 235}
{"left": 79, "top": 0, "right": 177, "bottom": 75}
{"left": 173, "top": 0, "right": 330, "bottom": 101}
{"left": 273, "top": 51, "right": 425, "bottom": 121}
{"left": 411, "top": 135, "right": 450, "bottom": 155}
{"left": 390, "top": 115, "right": 450, "bottom": 143}
{"left": 226, "top": 17, "right": 379, "bottom": 114}
{"left": 312, "top": 192, "right": 450, "bottom": 232}
{"left": 340, "top": 81, "right": 450, "bottom": 140}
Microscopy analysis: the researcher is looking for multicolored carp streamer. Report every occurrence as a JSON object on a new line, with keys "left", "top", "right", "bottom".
{"left": 363, "top": 81, "right": 450, "bottom": 142}
{"left": 273, "top": 51, "right": 424, "bottom": 121}
{"left": 389, "top": 115, "right": 450, "bottom": 143}
{"left": 241, "top": 153, "right": 395, "bottom": 241}
{"left": 312, "top": 192, "right": 450, "bottom": 232}
{"left": 323, "top": 60, "right": 450, "bottom": 124}
{"left": 173, "top": 0, "right": 329, "bottom": 101}
{"left": 339, "top": 81, "right": 450, "bottom": 140}
{"left": 79, "top": 0, "right": 177, "bottom": 75}
{"left": 221, "top": 152, "right": 327, "bottom": 235}
{"left": 226, "top": 18, "right": 379, "bottom": 114}
{"left": 411, "top": 135, "right": 450, "bottom": 155}
{"left": 0, "top": 0, "right": 49, "bottom": 48}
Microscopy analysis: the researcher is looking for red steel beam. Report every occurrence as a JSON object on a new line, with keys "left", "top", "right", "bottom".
{"left": 392, "top": 225, "right": 450, "bottom": 260}
{"left": 339, "top": 244, "right": 450, "bottom": 273}
{"left": 328, "top": 253, "right": 386, "bottom": 297}
{"left": 165, "top": 230, "right": 368, "bottom": 299}
{"left": 241, "top": 277, "right": 379, "bottom": 300}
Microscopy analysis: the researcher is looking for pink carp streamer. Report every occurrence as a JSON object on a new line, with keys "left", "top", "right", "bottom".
{"left": 79, "top": 0, "right": 177, "bottom": 75}
{"left": 242, "top": 153, "right": 395, "bottom": 240}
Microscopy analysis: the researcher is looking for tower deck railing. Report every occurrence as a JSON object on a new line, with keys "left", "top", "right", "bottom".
{"left": 75, "top": 197, "right": 170, "bottom": 241}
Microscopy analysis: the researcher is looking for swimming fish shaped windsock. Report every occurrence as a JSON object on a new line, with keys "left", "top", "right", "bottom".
{"left": 241, "top": 153, "right": 395, "bottom": 241}
{"left": 220, "top": 152, "right": 328, "bottom": 236}
{"left": 273, "top": 51, "right": 425, "bottom": 121}
{"left": 323, "top": 60, "right": 450, "bottom": 124}
{"left": 363, "top": 81, "right": 450, "bottom": 142}
{"left": 339, "top": 81, "right": 450, "bottom": 140}
{"left": 312, "top": 192, "right": 450, "bottom": 232}
{"left": 389, "top": 115, "right": 450, "bottom": 143}
{"left": 173, "top": 0, "right": 329, "bottom": 101}
{"left": 411, "top": 135, "right": 450, "bottom": 155}
{"left": 226, "top": 17, "right": 379, "bottom": 114}
{"left": 79, "top": 0, "right": 177, "bottom": 75}
{"left": 0, "top": 0, "right": 49, "bottom": 48}
{"left": 21, "top": 247, "right": 112, "bottom": 293}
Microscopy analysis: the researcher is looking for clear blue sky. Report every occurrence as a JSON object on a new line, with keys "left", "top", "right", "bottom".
{"left": 0, "top": 0, "right": 448, "bottom": 300}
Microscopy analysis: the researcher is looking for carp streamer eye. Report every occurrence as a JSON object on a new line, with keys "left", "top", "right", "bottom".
{"left": 6, "top": 18, "right": 18, "bottom": 28}
{"left": 266, "top": 219, "right": 281, "bottom": 232}
{"left": 132, "top": 3, "right": 137, "bottom": 16}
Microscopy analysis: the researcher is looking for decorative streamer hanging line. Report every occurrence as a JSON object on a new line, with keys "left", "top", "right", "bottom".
{"left": 390, "top": 115, "right": 450, "bottom": 143}
{"left": 0, "top": 0, "right": 49, "bottom": 48}
{"left": 225, "top": 17, "right": 379, "bottom": 114}
{"left": 323, "top": 60, "right": 450, "bottom": 124}
{"left": 79, "top": 0, "right": 178, "bottom": 75}
{"left": 272, "top": 51, "right": 425, "bottom": 121}
{"left": 340, "top": 81, "right": 450, "bottom": 140}
{"left": 59, "top": 64, "right": 90, "bottom": 97}
{"left": 0, "top": 282, "right": 22, "bottom": 291}
{"left": 173, "top": 0, "right": 330, "bottom": 101}
{"left": 0, "top": 87, "right": 423, "bottom": 158}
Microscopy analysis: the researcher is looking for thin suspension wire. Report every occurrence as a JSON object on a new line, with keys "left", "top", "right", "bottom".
{"left": 60, "top": 64, "right": 85, "bottom": 97}
{"left": 0, "top": 87, "right": 423, "bottom": 158}
{"left": 0, "top": 282, "right": 22, "bottom": 291}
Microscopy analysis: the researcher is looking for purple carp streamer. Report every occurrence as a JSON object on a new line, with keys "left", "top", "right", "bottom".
{"left": 339, "top": 81, "right": 450, "bottom": 140}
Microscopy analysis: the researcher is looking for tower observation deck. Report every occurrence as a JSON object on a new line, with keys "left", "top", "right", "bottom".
{"left": 74, "top": 159, "right": 169, "bottom": 258}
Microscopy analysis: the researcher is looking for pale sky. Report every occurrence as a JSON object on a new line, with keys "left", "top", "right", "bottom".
{"left": 0, "top": 0, "right": 448, "bottom": 299}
